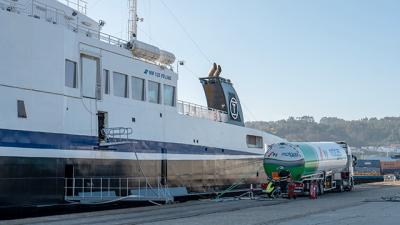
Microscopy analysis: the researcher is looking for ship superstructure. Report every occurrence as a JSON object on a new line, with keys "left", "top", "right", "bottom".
{"left": 0, "top": 0, "right": 283, "bottom": 207}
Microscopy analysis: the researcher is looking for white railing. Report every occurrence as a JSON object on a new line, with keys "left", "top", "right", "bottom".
{"left": 101, "top": 127, "right": 133, "bottom": 144}
{"left": 63, "top": 0, "right": 87, "bottom": 14}
{"left": 177, "top": 100, "right": 228, "bottom": 123}
{"left": 64, "top": 177, "right": 172, "bottom": 202}
{"left": 0, "top": 0, "right": 128, "bottom": 47}
{"left": 0, "top": 0, "right": 32, "bottom": 14}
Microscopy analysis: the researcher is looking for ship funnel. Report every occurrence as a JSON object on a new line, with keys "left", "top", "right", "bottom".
{"left": 214, "top": 65, "right": 222, "bottom": 77}
{"left": 208, "top": 63, "right": 218, "bottom": 77}
{"left": 200, "top": 64, "right": 245, "bottom": 126}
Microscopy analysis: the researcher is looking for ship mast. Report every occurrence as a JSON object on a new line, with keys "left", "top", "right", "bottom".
{"left": 128, "top": 0, "right": 138, "bottom": 41}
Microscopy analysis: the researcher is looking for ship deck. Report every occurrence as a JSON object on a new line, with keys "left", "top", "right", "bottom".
{"left": 2, "top": 182, "right": 400, "bottom": 225}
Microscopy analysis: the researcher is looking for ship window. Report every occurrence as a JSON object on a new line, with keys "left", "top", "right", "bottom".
{"left": 148, "top": 81, "right": 160, "bottom": 104}
{"left": 113, "top": 72, "right": 128, "bottom": 98}
{"left": 17, "top": 100, "right": 27, "bottom": 118}
{"left": 103, "top": 69, "right": 110, "bottom": 95}
{"left": 65, "top": 59, "right": 77, "bottom": 88}
{"left": 131, "top": 76, "right": 145, "bottom": 101}
{"left": 163, "top": 84, "right": 175, "bottom": 107}
{"left": 246, "top": 135, "right": 263, "bottom": 148}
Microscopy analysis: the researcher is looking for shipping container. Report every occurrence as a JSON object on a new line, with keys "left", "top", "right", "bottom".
{"left": 356, "top": 160, "right": 381, "bottom": 168}
{"left": 381, "top": 161, "right": 400, "bottom": 170}
{"left": 354, "top": 160, "right": 382, "bottom": 175}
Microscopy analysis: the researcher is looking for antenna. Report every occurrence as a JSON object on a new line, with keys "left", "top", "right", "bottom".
{"left": 128, "top": 0, "right": 137, "bottom": 41}
{"left": 128, "top": 0, "right": 143, "bottom": 41}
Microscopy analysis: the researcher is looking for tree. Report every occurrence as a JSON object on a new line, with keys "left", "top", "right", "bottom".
{"left": 246, "top": 116, "right": 400, "bottom": 147}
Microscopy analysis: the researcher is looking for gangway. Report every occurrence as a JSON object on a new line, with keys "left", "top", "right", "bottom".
{"left": 64, "top": 177, "right": 177, "bottom": 204}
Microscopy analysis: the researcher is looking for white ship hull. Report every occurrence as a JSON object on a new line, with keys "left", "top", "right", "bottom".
{"left": 0, "top": 0, "right": 283, "bottom": 208}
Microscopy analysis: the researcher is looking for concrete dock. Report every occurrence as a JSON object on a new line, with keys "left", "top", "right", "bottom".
{"left": 2, "top": 182, "right": 400, "bottom": 225}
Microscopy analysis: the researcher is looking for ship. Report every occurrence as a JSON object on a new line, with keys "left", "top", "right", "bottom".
{"left": 0, "top": 0, "right": 283, "bottom": 208}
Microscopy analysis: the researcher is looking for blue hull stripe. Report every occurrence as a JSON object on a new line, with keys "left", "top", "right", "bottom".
{"left": 0, "top": 129, "right": 260, "bottom": 156}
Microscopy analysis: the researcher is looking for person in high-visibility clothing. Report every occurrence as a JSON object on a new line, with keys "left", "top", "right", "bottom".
{"left": 266, "top": 181, "right": 275, "bottom": 198}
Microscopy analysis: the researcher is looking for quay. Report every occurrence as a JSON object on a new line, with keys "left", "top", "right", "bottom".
{"left": 2, "top": 182, "right": 400, "bottom": 225}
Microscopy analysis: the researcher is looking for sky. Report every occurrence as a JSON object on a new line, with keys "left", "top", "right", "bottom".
{"left": 83, "top": 0, "right": 400, "bottom": 122}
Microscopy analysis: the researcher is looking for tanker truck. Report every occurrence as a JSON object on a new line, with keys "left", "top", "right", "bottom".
{"left": 263, "top": 141, "right": 355, "bottom": 196}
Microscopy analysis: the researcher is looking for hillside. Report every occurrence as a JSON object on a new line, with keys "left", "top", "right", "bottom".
{"left": 246, "top": 116, "right": 400, "bottom": 147}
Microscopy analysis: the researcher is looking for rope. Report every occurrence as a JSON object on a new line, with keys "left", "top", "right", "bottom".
{"left": 215, "top": 161, "right": 265, "bottom": 200}
{"left": 130, "top": 143, "right": 174, "bottom": 202}
{"left": 158, "top": 0, "right": 213, "bottom": 65}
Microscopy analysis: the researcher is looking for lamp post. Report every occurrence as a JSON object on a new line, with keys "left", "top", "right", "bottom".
{"left": 176, "top": 60, "right": 185, "bottom": 75}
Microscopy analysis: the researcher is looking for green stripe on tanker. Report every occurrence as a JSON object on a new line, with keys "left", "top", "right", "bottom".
{"left": 297, "top": 143, "right": 319, "bottom": 175}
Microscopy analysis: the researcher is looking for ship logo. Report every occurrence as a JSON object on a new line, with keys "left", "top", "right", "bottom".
{"left": 230, "top": 97, "right": 239, "bottom": 120}
{"left": 144, "top": 69, "right": 172, "bottom": 80}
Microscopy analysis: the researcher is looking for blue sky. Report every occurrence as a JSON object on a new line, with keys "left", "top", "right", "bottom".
{"left": 84, "top": 0, "right": 400, "bottom": 121}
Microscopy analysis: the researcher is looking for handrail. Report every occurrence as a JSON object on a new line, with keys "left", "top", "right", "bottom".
{"left": 103, "top": 127, "right": 133, "bottom": 136}
{"left": 177, "top": 100, "right": 229, "bottom": 123}
{"left": 0, "top": 0, "right": 128, "bottom": 46}
{"left": 0, "top": 0, "right": 176, "bottom": 69}
{"left": 63, "top": 0, "right": 87, "bottom": 14}
{"left": 102, "top": 127, "right": 133, "bottom": 143}
{"left": 64, "top": 177, "right": 171, "bottom": 200}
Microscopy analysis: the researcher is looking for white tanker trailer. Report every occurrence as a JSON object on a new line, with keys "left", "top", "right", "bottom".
{"left": 264, "top": 142, "right": 355, "bottom": 195}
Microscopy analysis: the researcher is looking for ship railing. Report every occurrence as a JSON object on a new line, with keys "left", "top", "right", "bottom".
{"left": 64, "top": 177, "right": 173, "bottom": 203}
{"left": 102, "top": 127, "right": 133, "bottom": 143}
{"left": 0, "top": 0, "right": 32, "bottom": 14}
{"left": 177, "top": 100, "right": 229, "bottom": 123}
{"left": 0, "top": 0, "right": 128, "bottom": 47}
{"left": 62, "top": 0, "right": 87, "bottom": 14}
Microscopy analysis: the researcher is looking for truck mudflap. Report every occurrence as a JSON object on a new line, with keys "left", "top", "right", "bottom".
{"left": 294, "top": 182, "right": 304, "bottom": 193}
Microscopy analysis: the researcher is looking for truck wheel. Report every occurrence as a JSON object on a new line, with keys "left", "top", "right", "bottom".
{"left": 348, "top": 179, "right": 354, "bottom": 192}
{"left": 346, "top": 185, "right": 353, "bottom": 192}
{"left": 347, "top": 183, "right": 354, "bottom": 192}
{"left": 319, "top": 182, "right": 324, "bottom": 195}
{"left": 338, "top": 185, "right": 344, "bottom": 192}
